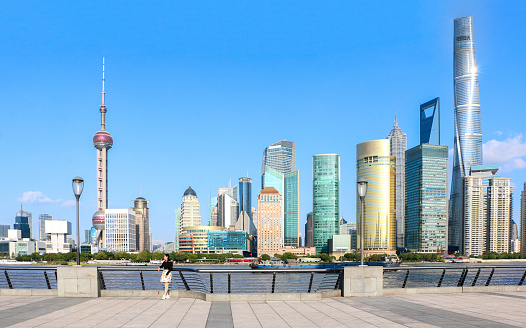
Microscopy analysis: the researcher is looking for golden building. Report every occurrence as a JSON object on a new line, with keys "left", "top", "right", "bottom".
{"left": 356, "top": 139, "right": 396, "bottom": 255}
{"left": 257, "top": 187, "right": 283, "bottom": 257}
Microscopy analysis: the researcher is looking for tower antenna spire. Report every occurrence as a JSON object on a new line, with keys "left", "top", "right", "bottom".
{"left": 102, "top": 57, "right": 105, "bottom": 106}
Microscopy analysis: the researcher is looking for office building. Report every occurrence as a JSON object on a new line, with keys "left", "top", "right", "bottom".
{"left": 487, "top": 178, "right": 512, "bottom": 254}
{"left": 420, "top": 98, "right": 440, "bottom": 145}
{"left": 405, "top": 144, "right": 449, "bottom": 253}
{"left": 174, "top": 208, "right": 181, "bottom": 252}
{"left": 312, "top": 154, "right": 340, "bottom": 254}
{"left": 387, "top": 118, "right": 406, "bottom": 249}
{"left": 251, "top": 207, "right": 258, "bottom": 229}
{"left": 305, "top": 212, "right": 313, "bottom": 247}
{"left": 449, "top": 16, "right": 483, "bottom": 253}
{"left": 208, "top": 230, "right": 249, "bottom": 253}
{"left": 131, "top": 196, "right": 150, "bottom": 252}
{"left": 84, "top": 229, "right": 91, "bottom": 244}
{"left": 180, "top": 186, "right": 201, "bottom": 231}
{"left": 521, "top": 183, "right": 526, "bottom": 253}
{"left": 339, "top": 222, "right": 357, "bottom": 250}
{"left": 39, "top": 214, "right": 53, "bottom": 241}
{"left": 179, "top": 226, "right": 224, "bottom": 253}
{"left": 217, "top": 186, "right": 238, "bottom": 228}
{"left": 208, "top": 196, "right": 218, "bottom": 226}
{"left": 462, "top": 165, "right": 500, "bottom": 255}
{"left": 328, "top": 234, "right": 352, "bottom": 257}
{"left": 45, "top": 220, "right": 72, "bottom": 254}
{"left": 510, "top": 220, "right": 520, "bottom": 253}
{"left": 104, "top": 209, "right": 136, "bottom": 253}
{"left": 238, "top": 177, "right": 252, "bottom": 219}
{"left": 14, "top": 208, "right": 31, "bottom": 239}
{"left": 0, "top": 225, "right": 9, "bottom": 238}
{"left": 257, "top": 187, "right": 283, "bottom": 257}
{"left": 262, "top": 140, "right": 299, "bottom": 247}
{"left": 356, "top": 140, "right": 396, "bottom": 255}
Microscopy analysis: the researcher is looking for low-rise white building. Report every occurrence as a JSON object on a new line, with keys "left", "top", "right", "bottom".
{"left": 45, "top": 220, "right": 72, "bottom": 253}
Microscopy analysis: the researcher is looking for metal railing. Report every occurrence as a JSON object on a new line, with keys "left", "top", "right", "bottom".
{"left": 384, "top": 265, "right": 526, "bottom": 289}
{"left": 0, "top": 266, "right": 58, "bottom": 289}
{"left": 97, "top": 267, "right": 343, "bottom": 294}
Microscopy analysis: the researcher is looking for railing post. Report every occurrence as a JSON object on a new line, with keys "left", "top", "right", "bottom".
{"left": 485, "top": 268, "right": 495, "bottom": 286}
{"left": 98, "top": 271, "right": 106, "bottom": 290}
{"left": 308, "top": 272, "right": 314, "bottom": 293}
{"left": 271, "top": 272, "right": 276, "bottom": 293}
{"left": 4, "top": 270, "right": 13, "bottom": 289}
{"left": 179, "top": 271, "right": 190, "bottom": 291}
{"left": 437, "top": 269, "right": 446, "bottom": 287}
{"left": 334, "top": 270, "right": 343, "bottom": 290}
{"left": 519, "top": 270, "right": 526, "bottom": 286}
{"left": 457, "top": 268, "right": 468, "bottom": 287}
{"left": 228, "top": 273, "right": 231, "bottom": 294}
{"left": 44, "top": 271, "right": 51, "bottom": 289}
{"left": 210, "top": 273, "right": 214, "bottom": 293}
{"left": 140, "top": 271, "right": 145, "bottom": 290}
{"left": 402, "top": 270, "right": 409, "bottom": 288}
{"left": 472, "top": 268, "right": 481, "bottom": 286}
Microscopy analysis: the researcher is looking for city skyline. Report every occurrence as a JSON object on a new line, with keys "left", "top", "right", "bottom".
{"left": 2, "top": 2, "right": 526, "bottom": 244}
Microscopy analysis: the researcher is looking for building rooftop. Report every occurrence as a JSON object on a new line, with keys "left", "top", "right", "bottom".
{"left": 260, "top": 187, "right": 279, "bottom": 194}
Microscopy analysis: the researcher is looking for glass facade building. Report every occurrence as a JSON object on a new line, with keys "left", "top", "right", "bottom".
{"left": 238, "top": 177, "right": 252, "bottom": 219}
{"left": 405, "top": 144, "right": 449, "bottom": 253}
{"left": 387, "top": 119, "right": 406, "bottom": 249}
{"left": 312, "top": 154, "right": 340, "bottom": 254}
{"left": 449, "top": 16, "right": 483, "bottom": 253}
{"left": 261, "top": 140, "right": 299, "bottom": 247}
{"left": 208, "top": 230, "right": 248, "bottom": 251}
{"left": 420, "top": 98, "right": 440, "bottom": 145}
{"left": 356, "top": 140, "right": 396, "bottom": 254}
{"left": 14, "top": 215, "right": 30, "bottom": 239}
{"left": 0, "top": 225, "right": 9, "bottom": 239}
{"left": 39, "top": 214, "right": 53, "bottom": 241}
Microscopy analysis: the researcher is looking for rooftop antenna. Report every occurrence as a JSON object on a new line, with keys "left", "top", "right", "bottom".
{"left": 140, "top": 185, "right": 142, "bottom": 197}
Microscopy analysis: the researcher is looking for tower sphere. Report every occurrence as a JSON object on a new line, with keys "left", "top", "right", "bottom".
{"left": 93, "top": 130, "right": 113, "bottom": 150}
{"left": 92, "top": 210, "right": 105, "bottom": 230}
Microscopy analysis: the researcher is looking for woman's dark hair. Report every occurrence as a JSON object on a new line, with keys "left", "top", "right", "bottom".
{"left": 164, "top": 254, "right": 170, "bottom": 260}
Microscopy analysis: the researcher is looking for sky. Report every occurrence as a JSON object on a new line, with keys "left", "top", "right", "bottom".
{"left": 1, "top": 1, "right": 526, "bottom": 245}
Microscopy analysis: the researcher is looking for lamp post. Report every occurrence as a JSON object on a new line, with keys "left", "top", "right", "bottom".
{"left": 357, "top": 178, "right": 368, "bottom": 266}
{"left": 72, "top": 177, "right": 84, "bottom": 266}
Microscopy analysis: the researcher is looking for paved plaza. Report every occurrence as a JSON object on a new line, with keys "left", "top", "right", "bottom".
{"left": 1, "top": 292, "right": 525, "bottom": 327}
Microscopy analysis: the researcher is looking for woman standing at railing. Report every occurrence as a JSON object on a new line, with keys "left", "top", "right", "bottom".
{"left": 158, "top": 254, "right": 173, "bottom": 299}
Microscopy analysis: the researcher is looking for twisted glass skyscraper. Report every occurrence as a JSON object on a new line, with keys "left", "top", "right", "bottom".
{"left": 449, "top": 16, "right": 483, "bottom": 253}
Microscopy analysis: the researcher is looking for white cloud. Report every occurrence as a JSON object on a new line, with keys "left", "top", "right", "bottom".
{"left": 18, "top": 191, "right": 61, "bottom": 204}
{"left": 61, "top": 200, "right": 77, "bottom": 208}
{"left": 483, "top": 134, "right": 526, "bottom": 172}
{"left": 494, "top": 131, "right": 503, "bottom": 136}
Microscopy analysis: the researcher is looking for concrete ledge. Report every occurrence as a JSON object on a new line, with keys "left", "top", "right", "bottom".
{"left": 321, "top": 289, "right": 342, "bottom": 298}
{"left": 383, "top": 287, "right": 462, "bottom": 296}
{"left": 463, "top": 285, "right": 526, "bottom": 293}
{"left": 0, "top": 289, "right": 58, "bottom": 296}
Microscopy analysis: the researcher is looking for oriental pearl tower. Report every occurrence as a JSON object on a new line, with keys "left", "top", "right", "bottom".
{"left": 91, "top": 58, "right": 113, "bottom": 248}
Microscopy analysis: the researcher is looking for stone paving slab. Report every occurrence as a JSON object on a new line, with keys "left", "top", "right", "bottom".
{"left": 1, "top": 293, "right": 525, "bottom": 327}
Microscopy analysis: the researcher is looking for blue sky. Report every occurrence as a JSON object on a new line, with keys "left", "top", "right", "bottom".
{"left": 1, "top": 1, "right": 525, "bottom": 244}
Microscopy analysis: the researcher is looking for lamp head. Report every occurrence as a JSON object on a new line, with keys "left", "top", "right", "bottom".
{"left": 357, "top": 178, "right": 368, "bottom": 199}
{"left": 72, "top": 176, "right": 84, "bottom": 198}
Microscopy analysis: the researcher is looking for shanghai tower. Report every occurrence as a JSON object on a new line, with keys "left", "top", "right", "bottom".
{"left": 449, "top": 16, "right": 482, "bottom": 253}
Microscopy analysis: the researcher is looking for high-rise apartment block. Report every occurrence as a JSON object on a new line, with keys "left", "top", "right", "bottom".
{"left": 449, "top": 16, "right": 483, "bottom": 253}
{"left": 356, "top": 140, "right": 396, "bottom": 255}
{"left": 521, "top": 183, "right": 526, "bottom": 253}
{"left": 262, "top": 141, "right": 299, "bottom": 247}
{"left": 104, "top": 209, "right": 136, "bottom": 253}
{"left": 257, "top": 187, "right": 283, "bottom": 256}
{"left": 39, "top": 214, "right": 53, "bottom": 241}
{"left": 180, "top": 186, "right": 201, "bottom": 231}
{"left": 487, "top": 178, "right": 512, "bottom": 254}
{"left": 131, "top": 196, "right": 150, "bottom": 252}
{"left": 387, "top": 119, "right": 406, "bottom": 249}
{"left": 405, "top": 144, "right": 448, "bottom": 253}
{"left": 312, "top": 154, "right": 340, "bottom": 254}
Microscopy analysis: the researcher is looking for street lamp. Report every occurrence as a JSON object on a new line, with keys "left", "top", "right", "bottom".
{"left": 357, "top": 178, "right": 368, "bottom": 266}
{"left": 72, "top": 176, "right": 84, "bottom": 266}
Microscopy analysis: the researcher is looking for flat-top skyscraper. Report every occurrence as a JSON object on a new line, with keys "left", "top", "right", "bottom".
{"left": 520, "top": 183, "right": 526, "bottom": 253}
{"left": 449, "top": 16, "right": 483, "bottom": 253}
{"left": 262, "top": 140, "right": 299, "bottom": 247}
{"left": 387, "top": 118, "right": 406, "bottom": 249}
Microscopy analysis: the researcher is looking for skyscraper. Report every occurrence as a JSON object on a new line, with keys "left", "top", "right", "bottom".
{"left": 521, "top": 183, "right": 526, "bottom": 253}
{"left": 262, "top": 140, "right": 299, "bottom": 247}
{"left": 305, "top": 212, "right": 313, "bottom": 247}
{"left": 131, "top": 196, "right": 150, "bottom": 252}
{"left": 104, "top": 209, "right": 136, "bottom": 253}
{"left": 420, "top": 98, "right": 440, "bottom": 145}
{"left": 14, "top": 206, "right": 31, "bottom": 239}
{"left": 257, "top": 187, "right": 283, "bottom": 256}
{"left": 180, "top": 187, "right": 201, "bottom": 231}
{"left": 487, "top": 178, "right": 512, "bottom": 254}
{"left": 238, "top": 177, "right": 252, "bottom": 219}
{"left": 91, "top": 59, "right": 113, "bottom": 248}
{"left": 312, "top": 154, "right": 340, "bottom": 254}
{"left": 174, "top": 208, "right": 181, "bottom": 252}
{"left": 217, "top": 186, "right": 238, "bottom": 228}
{"left": 449, "top": 16, "right": 483, "bottom": 253}
{"left": 387, "top": 118, "right": 406, "bottom": 249}
{"left": 356, "top": 140, "right": 396, "bottom": 255}
{"left": 405, "top": 144, "right": 448, "bottom": 253}
{"left": 39, "top": 214, "right": 53, "bottom": 241}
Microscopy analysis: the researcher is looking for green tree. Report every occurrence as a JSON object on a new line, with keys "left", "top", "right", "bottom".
{"left": 94, "top": 252, "right": 107, "bottom": 260}
{"left": 261, "top": 254, "right": 271, "bottom": 261}
{"left": 136, "top": 250, "right": 150, "bottom": 262}
{"left": 281, "top": 252, "right": 298, "bottom": 260}
{"left": 319, "top": 253, "right": 331, "bottom": 262}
